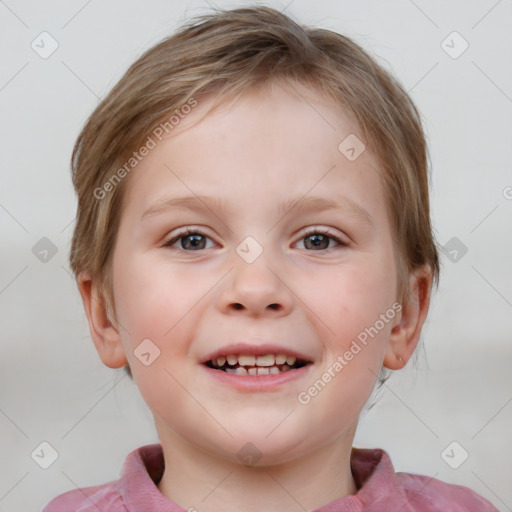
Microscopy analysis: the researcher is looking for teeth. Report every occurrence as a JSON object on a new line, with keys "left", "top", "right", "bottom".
{"left": 225, "top": 366, "right": 249, "bottom": 376}
{"left": 209, "top": 352, "right": 307, "bottom": 375}
{"left": 286, "top": 356, "right": 296, "bottom": 365}
{"left": 238, "top": 354, "right": 256, "bottom": 366}
{"left": 217, "top": 353, "right": 298, "bottom": 367}
{"left": 275, "top": 354, "right": 287, "bottom": 365}
{"left": 255, "top": 354, "right": 275, "bottom": 366}
{"left": 222, "top": 363, "right": 299, "bottom": 376}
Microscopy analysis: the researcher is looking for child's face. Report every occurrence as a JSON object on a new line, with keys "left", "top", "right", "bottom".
{"left": 101, "top": 82, "right": 408, "bottom": 463}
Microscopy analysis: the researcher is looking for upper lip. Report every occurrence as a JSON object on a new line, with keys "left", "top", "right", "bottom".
{"left": 201, "top": 342, "right": 314, "bottom": 364}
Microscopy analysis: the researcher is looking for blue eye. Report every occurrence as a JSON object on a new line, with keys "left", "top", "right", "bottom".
{"left": 163, "top": 227, "right": 346, "bottom": 252}
{"left": 163, "top": 228, "right": 215, "bottom": 251}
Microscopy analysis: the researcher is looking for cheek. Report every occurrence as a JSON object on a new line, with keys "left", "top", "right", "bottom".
{"left": 300, "top": 268, "right": 397, "bottom": 429}
{"left": 112, "top": 252, "right": 206, "bottom": 343}
{"left": 313, "top": 256, "right": 397, "bottom": 343}
{"left": 111, "top": 255, "right": 206, "bottom": 410}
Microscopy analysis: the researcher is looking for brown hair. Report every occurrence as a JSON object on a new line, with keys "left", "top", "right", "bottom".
{"left": 69, "top": 5, "right": 440, "bottom": 329}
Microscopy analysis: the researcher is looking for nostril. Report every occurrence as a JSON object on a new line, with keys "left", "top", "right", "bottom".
{"left": 231, "top": 303, "right": 280, "bottom": 311}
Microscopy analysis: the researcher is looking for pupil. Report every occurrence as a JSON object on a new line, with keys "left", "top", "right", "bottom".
{"left": 182, "top": 234, "right": 329, "bottom": 250}
{"left": 307, "top": 234, "right": 328, "bottom": 250}
{"left": 183, "top": 234, "right": 204, "bottom": 250}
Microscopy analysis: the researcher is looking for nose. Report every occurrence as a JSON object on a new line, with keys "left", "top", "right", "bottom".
{"left": 217, "top": 249, "right": 294, "bottom": 318}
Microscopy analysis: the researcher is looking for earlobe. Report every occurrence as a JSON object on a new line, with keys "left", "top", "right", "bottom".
{"left": 77, "top": 271, "right": 128, "bottom": 369}
{"left": 383, "top": 265, "right": 433, "bottom": 370}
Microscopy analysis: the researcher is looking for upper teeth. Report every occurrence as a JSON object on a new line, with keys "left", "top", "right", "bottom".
{"left": 213, "top": 353, "right": 297, "bottom": 367}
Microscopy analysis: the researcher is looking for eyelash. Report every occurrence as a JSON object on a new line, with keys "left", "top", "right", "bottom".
{"left": 162, "top": 227, "right": 347, "bottom": 252}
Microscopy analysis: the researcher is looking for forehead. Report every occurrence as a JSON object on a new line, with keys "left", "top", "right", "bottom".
{"left": 119, "top": 81, "right": 388, "bottom": 228}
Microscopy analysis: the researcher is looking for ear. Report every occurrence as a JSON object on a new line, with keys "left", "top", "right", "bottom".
{"left": 77, "top": 271, "right": 128, "bottom": 368}
{"left": 383, "top": 265, "right": 433, "bottom": 370}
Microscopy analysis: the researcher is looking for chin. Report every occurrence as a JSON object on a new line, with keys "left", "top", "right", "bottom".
{"left": 212, "top": 425, "right": 313, "bottom": 467}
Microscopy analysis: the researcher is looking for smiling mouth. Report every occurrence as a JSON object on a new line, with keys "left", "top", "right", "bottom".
{"left": 204, "top": 353, "right": 310, "bottom": 376}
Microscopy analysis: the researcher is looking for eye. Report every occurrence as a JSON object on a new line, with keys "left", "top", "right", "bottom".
{"left": 162, "top": 227, "right": 347, "bottom": 252}
{"left": 295, "top": 228, "right": 346, "bottom": 251}
{"left": 163, "top": 228, "right": 216, "bottom": 251}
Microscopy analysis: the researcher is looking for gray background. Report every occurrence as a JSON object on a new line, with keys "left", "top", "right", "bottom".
{"left": 1, "top": 0, "right": 511, "bottom": 510}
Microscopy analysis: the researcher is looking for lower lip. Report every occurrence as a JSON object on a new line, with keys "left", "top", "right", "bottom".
{"left": 200, "top": 364, "right": 312, "bottom": 392}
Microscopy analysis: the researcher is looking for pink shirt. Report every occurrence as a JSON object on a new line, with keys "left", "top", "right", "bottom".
{"left": 43, "top": 443, "right": 498, "bottom": 511}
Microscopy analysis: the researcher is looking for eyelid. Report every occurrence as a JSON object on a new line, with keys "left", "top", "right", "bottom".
{"left": 297, "top": 226, "right": 348, "bottom": 247}
{"left": 162, "top": 225, "right": 349, "bottom": 251}
{"left": 162, "top": 226, "right": 216, "bottom": 248}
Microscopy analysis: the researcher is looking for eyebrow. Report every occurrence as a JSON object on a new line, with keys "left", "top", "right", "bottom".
{"left": 141, "top": 194, "right": 374, "bottom": 227}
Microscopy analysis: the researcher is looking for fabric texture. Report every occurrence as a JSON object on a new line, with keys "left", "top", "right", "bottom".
{"left": 43, "top": 443, "right": 498, "bottom": 511}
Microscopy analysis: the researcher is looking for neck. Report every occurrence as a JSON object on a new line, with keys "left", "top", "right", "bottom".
{"left": 156, "top": 428, "right": 358, "bottom": 512}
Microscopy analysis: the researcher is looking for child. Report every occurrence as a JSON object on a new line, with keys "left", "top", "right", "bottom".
{"left": 44, "top": 5, "right": 498, "bottom": 511}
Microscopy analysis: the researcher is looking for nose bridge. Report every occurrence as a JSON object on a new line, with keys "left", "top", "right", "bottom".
{"left": 219, "top": 234, "right": 292, "bottom": 315}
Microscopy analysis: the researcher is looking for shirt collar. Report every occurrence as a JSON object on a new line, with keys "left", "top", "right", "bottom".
{"left": 120, "top": 443, "right": 181, "bottom": 511}
{"left": 119, "top": 444, "right": 412, "bottom": 511}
